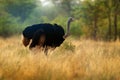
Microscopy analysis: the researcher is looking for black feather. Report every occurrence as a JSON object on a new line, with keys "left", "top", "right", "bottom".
{"left": 23, "top": 23, "right": 65, "bottom": 48}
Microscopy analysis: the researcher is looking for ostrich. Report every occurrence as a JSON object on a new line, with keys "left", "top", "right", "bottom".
{"left": 22, "top": 17, "right": 74, "bottom": 54}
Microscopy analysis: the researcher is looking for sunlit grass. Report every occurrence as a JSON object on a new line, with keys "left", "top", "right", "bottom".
{"left": 0, "top": 36, "right": 120, "bottom": 80}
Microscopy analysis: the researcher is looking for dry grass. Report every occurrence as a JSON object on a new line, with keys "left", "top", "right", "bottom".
{"left": 0, "top": 36, "right": 120, "bottom": 80}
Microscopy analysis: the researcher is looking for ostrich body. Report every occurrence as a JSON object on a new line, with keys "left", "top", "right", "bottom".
{"left": 22, "top": 17, "right": 73, "bottom": 53}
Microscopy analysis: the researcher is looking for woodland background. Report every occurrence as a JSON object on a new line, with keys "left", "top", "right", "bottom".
{"left": 0, "top": 0, "right": 120, "bottom": 41}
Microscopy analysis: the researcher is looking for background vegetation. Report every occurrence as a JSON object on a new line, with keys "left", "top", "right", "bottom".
{"left": 0, "top": 0, "right": 120, "bottom": 41}
{"left": 0, "top": 0, "right": 120, "bottom": 80}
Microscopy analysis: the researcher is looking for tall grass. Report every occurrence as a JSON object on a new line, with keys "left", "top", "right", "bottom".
{"left": 0, "top": 36, "right": 120, "bottom": 80}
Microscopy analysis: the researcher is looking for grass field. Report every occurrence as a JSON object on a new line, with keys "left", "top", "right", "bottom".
{"left": 0, "top": 36, "right": 120, "bottom": 80}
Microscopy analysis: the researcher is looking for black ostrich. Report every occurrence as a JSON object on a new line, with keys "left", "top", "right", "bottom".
{"left": 22, "top": 17, "right": 74, "bottom": 54}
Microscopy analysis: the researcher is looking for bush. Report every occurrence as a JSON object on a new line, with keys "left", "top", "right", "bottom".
{"left": 0, "top": 13, "right": 22, "bottom": 37}
{"left": 61, "top": 41, "right": 75, "bottom": 52}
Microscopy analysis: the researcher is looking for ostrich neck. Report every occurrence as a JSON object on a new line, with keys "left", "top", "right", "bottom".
{"left": 66, "top": 21, "right": 70, "bottom": 35}
{"left": 65, "top": 20, "right": 71, "bottom": 36}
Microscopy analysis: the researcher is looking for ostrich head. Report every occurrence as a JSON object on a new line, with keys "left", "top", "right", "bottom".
{"left": 63, "top": 17, "right": 74, "bottom": 39}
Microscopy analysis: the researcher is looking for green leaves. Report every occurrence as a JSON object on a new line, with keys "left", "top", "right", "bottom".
{"left": 0, "top": 0, "right": 37, "bottom": 37}
{"left": 4, "top": 0, "right": 37, "bottom": 21}
{"left": 0, "top": 0, "right": 120, "bottom": 40}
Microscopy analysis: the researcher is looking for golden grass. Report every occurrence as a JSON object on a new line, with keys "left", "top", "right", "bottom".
{"left": 0, "top": 36, "right": 120, "bottom": 80}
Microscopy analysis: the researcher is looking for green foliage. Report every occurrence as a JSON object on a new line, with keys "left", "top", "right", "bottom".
{"left": 4, "top": 0, "right": 37, "bottom": 22}
{"left": 51, "top": 16, "right": 82, "bottom": 37}
{"left": 61, "top": 41, "right": 75, "bottom": 52}
{"left": 51, "top": 16, "right": 67, "bottom": 27}
{"left": 0, "top": 15, "right": 23, "bottom": 37}
{"left": 0, "top": 0, "right": 120, "bottom": 40}
{"left": 70, "top": 20, "right": 83, "bottom": 37}
{"left": 51, "top": 0, "right": 73, "bottom": 16}
{"left": 0, "top": 0, "right": 37, "bottom": 37}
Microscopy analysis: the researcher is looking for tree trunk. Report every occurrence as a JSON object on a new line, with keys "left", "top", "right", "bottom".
{"left": 113, "top": 0, "right": 119, "bottom": 41}
{"left": 108, "top": 11, "right": 112, "bottom": 41}
{"left": 114, "top": 12, "right": 118, "bottom": 41}
{"left": 93, "top": 16, "right": 97, "bottom": 40}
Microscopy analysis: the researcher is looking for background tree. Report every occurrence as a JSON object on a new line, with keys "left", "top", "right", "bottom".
{"left": 4, "top": 0, "right": 37, "bottom": 22}
{"left": 112, "top": 0, "right": 120, "bottom": 41}
{"left": 0, "top": 0, "right": 37, "bottom": 37}
{"left": 0, "top": 0, "right": 120, "bottom": 41}
{"left": 73, "top": 0, "right": 105, "bottom": 40}
{"left": 51, "top": 0, "right": 73, "bottom": 16}
{"left": 103, "top": 0, "right": 120, "bottom": 41}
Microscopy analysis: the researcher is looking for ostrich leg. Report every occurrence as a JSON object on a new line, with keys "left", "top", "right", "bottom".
{"left": 44, "top": 46, "right": 48, "bottom": 55}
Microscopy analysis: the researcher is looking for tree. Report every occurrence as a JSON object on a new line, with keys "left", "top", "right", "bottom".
{"left": 0, "top": 0, "right": 37, "bottom": 37}
{"left": 4, "top": 0, "right": 37, "bottom": 22}
{"left": 112, "top": 0, "right": 120, "bottom": 41}
{"left": 73, "top": 0, "right": 105, "bottom": 40}
{"left": 103, "top": 0, "right": 112, "bottom": 41}
{"left": 103, "top": 0, "right": 120, "bottom": 41}
{"left": 51, "top": 0, "right": 73, "bottom": 16}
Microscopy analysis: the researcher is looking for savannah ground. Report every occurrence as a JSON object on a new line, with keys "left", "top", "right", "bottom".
{"left": 0, "top": 36, "right": 120, "bottom": 80}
